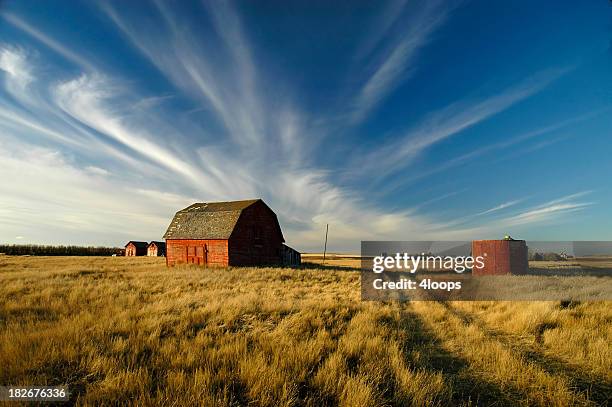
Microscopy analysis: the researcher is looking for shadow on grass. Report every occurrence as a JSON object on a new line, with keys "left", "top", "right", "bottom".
{"left": 441, "top": 302, "right": 612, "bottom": 406}
{"left": 398, "top": 306, "right": 524, "bottom": 406}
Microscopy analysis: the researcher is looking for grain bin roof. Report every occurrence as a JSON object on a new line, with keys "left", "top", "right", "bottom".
{"left": 163, "top": 199, "right": 262, "bottom": 240}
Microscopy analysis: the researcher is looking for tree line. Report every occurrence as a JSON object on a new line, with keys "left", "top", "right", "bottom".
{"left": 0, "top": 244, "right": 122, "bottom": 256}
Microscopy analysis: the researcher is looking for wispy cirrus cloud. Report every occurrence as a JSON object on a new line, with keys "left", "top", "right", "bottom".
{"left": 429, "top": 199, "right": 525, "bottom": 230}
{"left": 474, "top": 191, "right": 594, "bottom": 227}
{"left": 0, "top": 2, "right": 600, "bottom": 250}
{"left": 376, "top": 109, "right": 605, "bottom": 196}
{"left": 353, "top": 67, "right": 571, "bottom": 182}
{"left": 349, "top": 0, "right": 452, "bottom": 124}
{"left": 54, "top": 74, "right": 206, "bottom": 184}
{"left": 502, "top": 196, "right": 594, "bottom": 227}
{"left": 100, "top": 0, "right": 270, "bottom": 151}
{"left": 0, "top": 45, "right": 33, "bottom": 90}
{"left": 2, "top": 13, "right": 95, "bottom": 71}
{"left": 475, "top": 199, "right": 524, "bottom": 216}
{"left": 424, "top": 192, "right": 595, "bottom": 239}
{"left": 0, "top": 62, "right": 441, "bottom": 249}
{"left": 0, "top": 46, "right": 172, "bottom": 177}
{"left": 354, "top": 0, "right": 409, "bottom": 61}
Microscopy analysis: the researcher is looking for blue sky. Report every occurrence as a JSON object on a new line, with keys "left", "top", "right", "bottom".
{"left": 0, "top": 0, "right": 610, "bottom": 252}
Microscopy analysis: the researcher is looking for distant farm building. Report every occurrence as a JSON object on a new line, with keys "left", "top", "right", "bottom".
{"left": 125, "top": 241, "right": 148, "bottom": 257}
{"left": 472, "top": 239, "right": 528, "bottom": 275}
{"left": 147, "top": 241, "right": 166, "bottom": 257}
{"left": 163, "top": 199, "right": 300, "bottom": 267}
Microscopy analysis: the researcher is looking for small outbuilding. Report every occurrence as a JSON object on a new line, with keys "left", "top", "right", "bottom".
{"left": 148, "top": 241, "right": 166, "bottom": 257}
{"left": 281, "top": 244, "right": 301, "bottom": 266}
{"left": 471, "top": 238, "right": 528, "bottom": 275}
{"left": 125, "top": 241, "right": 148, "bottom": 257}
{"left": 164, "top": 199, "right": 299, "bottom": 267}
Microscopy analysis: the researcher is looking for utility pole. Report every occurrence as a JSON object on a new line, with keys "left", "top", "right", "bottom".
{"left": 322, "top": 224, "right": 329, "bottom": 266}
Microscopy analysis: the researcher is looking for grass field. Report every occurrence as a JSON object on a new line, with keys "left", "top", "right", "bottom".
{"left": 0, "top": 256, "right": 610, "bottom": 406}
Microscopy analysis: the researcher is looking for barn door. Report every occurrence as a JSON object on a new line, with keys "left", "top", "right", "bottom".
{"left": 196, "top": 246, "right": 204, "bottom": 265}
{"left": 187, "top": 246, "right": 196, "bottom": 264}
{"left": 186, "top": 244, "right": 208, "bottom": 265}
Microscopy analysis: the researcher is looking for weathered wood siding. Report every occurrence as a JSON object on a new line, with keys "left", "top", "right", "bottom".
{"left": 125, "top": 243, "right": 137, "bottom": 257}
{"left": 281, "top": 244, "right": 301, "bottom": 266}
{"left": 228, "top": 201, "right": 284, "bottom": 266}
{"left": 166, "top": 239, "right": 228, "bottom": 267}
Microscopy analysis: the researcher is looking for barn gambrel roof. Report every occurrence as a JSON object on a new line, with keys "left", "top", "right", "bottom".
{"left": 125, "top": 241, "right": 148, "bottom": 250}
{"left": 163, "top": 199, "right": 284, "bottom": 241}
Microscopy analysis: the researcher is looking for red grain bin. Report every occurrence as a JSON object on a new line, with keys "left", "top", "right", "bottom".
{"left": 471, "top": 239, "right": 528, "bottom": 275}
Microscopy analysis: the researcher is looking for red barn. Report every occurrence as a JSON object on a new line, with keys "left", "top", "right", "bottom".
{"left": 164, "top": 199, "right": 297, "bottom": 267}
{"left": 147, "top": 241, "right": 166, "bottom": 257}
{"left": 125, "top": 241, "right": 148, "bottom": 257}
{"left": 472, "top": 239, "right": 528, "bottom": 275}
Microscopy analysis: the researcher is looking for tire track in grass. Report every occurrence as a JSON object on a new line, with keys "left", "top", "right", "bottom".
{"left": 306, "top": 308, "right": 377, "bottom": 406}
{"left": 309, "top": 304, "right": 455, "bottom": 406}
{"left": 397, "top": 304, "right": 521, "bottom": 406}
{"left": 294, "top": 304, "right": 361, "bottom": 407}
{"left": 411, "top": 301, "right": 594, "bottom": 406}
{"left": 365, "top": 303, "right": 454, "bottom": 407}
{"left": 444, "top": 302, "right": 611, "bottom": 406}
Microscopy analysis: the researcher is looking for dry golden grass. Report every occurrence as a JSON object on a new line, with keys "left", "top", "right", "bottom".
{"left": 301, "top": 254, "right": 362, "bottom": 270}
{"left": 0, "top": 256, "right": 610, "bottom": 406}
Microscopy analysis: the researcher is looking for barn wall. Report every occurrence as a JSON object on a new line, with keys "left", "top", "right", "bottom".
{"left": 125, "top": 243, "right": 136, "bottom": 257}
{"left": 148, "top": 243, "right": 166, "bottom": 257}
{"left": 472, "top": 240, "right": 528, "bottom": 275}
{"left": 281, "top": 244, "right": 301, "bottom": 266}
{"left": 228, "top": 201, "right": 284, "bottom": 266}
{"left": 125, "top": 243, "right": 147, "bottom": 257}
{"left": 166, "top": 239, "right": 228, "bottom": 267}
